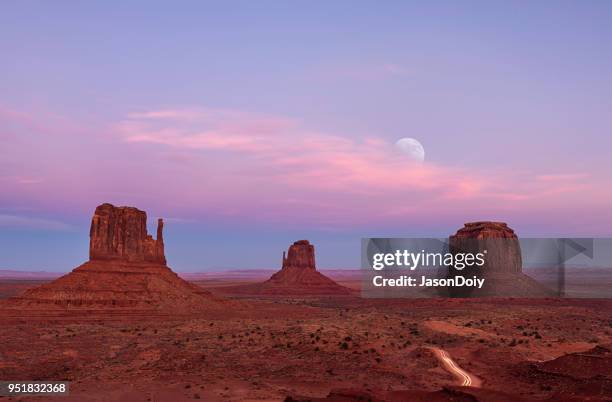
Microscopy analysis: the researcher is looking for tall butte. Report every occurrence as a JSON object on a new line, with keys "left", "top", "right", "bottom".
{"left": 256, "top": 240, "right": 352, "bottom": 295}
{"left": 89, "top": 203, "right": 167, "bottom": 264}
{"left": 9, "top": 203, "right": 223, "bottom": 312}
{"left": 447, "top": 221, "right": 552, "bottom": 297}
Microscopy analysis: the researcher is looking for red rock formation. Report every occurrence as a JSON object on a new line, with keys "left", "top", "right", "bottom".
{"left": 220, "top": 240, "right": 353, "bottom": 296}
{"left": 254, "top": 240, "right": 352, "bottom": 295}
{"left": 7, "top": 203, "right": 224, "bottom": 312}
{"left": 89, "top": 203, "right": 165, "bottom": 264}
{"left": 282, "top": 240, "right": 316, "bottom": 270}
{"left": 447, "top": 221, "right": 551, "bottom": 297}
{"left": 450, "top": 221, "right": 521, "bottom": 274}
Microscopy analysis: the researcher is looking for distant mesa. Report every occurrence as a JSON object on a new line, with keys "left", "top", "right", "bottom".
{"left": 263, "top": 240, "right": 351, "bottom": 293}
{"left": 447, "top": 221, "right": 553, "bottom": 297}
{"left": 5, "top": 203, "right": 224, "bottom": 312}
{"left": 222, "top": 240, "right": 353, "bottom": 296}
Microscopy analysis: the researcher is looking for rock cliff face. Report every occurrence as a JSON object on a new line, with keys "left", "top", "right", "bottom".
{"left": 7, "top": 203, "right": 223, "bottom": 312}
{"left": 447, "top": 221, "right": 551, "bottom": 297}
{"left": 449, "top": 221, "right": 521, "bottom": 274}
{"left": 282, "top": 240, "right": 316, "bottom": 270}
{"left": 89, "top": 203, "right": 165, "bottom": 264}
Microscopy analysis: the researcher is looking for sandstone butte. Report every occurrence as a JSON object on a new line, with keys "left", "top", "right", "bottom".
{"left": 6, "top": 203, "right": 224, "bottom": 312}
{"left": 447, "top": 221, "right": 553, "bottom": 297}
{"left": 255, "top": 240, "right": 353, "bottom": 295}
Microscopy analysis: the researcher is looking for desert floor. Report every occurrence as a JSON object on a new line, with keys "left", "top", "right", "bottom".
{"left": 0, "top": 278, "right": 610, "bottom": 401}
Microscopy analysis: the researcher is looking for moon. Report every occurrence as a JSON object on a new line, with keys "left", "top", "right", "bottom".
{"left": 395, "top": 137, "right": 425, "bottom": 163}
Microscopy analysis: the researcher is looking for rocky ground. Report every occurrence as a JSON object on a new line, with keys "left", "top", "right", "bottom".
{"left": 0, "top": 290, "right": 610, "bottom": 401}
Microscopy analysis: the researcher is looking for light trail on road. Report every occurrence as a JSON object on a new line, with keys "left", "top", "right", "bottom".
{"left": 429, "top": 347, "right": 481, "bottom": 387}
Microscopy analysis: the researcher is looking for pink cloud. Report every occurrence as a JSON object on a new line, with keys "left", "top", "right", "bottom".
{"left": 2, "top": 104, "right": 611, "bottom": 232}
{"left": 115, "top": 107, "right": 605, "bottom": 210}
{"left": 118, "top": 108, "right": 475, "bottom": 198}
{"left": 536, "top": 173, "right": 588, "bottom": 182}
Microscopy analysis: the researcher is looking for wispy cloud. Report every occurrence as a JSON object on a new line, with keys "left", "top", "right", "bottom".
{"left": 382, "top": 63, "right": 410, "bottom": 76}
{"left": 116, "top": 107, "right": 599, "bottom": 213}
{"left": 536, "top": 173, "right": 588, "bottom": 182}
{"left": 322, "top": 62, "right": 411, "bottom": 80}
{"left": 2, "top": 104, "right": 610, "bottom": 230}
{"left": 117, "top": 107, "right": 488, "bottom": 199}
{"left": 0, "top": 176, "right": 44, "bottom": 185}
{"left": 0, "top": 214, "right": 74, "bottom": 231}
{"left": 16, "top": 177, "right": 44, "bottom": 184}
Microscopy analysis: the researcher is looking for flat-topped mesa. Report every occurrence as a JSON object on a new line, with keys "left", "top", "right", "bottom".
{"left": 89, "top": 203, "right": 166, "bottom": 264}
{"left": 446, "top": 221, "right": 554, "bottom": 297}
{"left": 450, "top": 221, "right": 520, "bottom": 272}
{"left": 282, "top": 240, "right": 316, "bottom": 270}
{"left": 449, "top": 221, "right": 521, "bottom": 274}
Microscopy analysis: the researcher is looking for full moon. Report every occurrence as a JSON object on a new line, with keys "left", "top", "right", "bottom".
{"left": 395, "top": 137, "right": 425, "bottom": 163}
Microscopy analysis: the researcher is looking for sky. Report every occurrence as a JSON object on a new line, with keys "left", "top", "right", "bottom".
{"left": 1, "top": 1, "right": 612, "bottom": 271}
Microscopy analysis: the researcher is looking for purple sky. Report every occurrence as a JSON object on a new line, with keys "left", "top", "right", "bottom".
{"left": 1, "top": 1, "right": 612, "bottom": 271}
